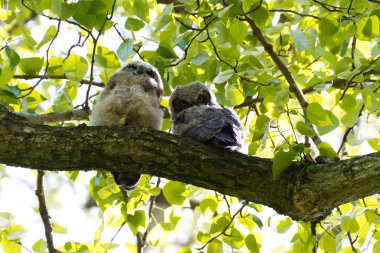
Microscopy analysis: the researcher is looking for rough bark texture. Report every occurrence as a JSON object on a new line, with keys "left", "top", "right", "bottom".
{"left": 0, "top": 105, "right": 379, "bottom": 221}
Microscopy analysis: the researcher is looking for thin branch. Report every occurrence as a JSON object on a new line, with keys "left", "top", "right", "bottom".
{"left": 312, "top": 0, "right": 344, "bottom": 12}
{"left": 137, "top": 178, "right": 161, "bottom": 253}
{"left": 196, "top": 204, "right": 246, "bottom": 250}
{"left": 167, "top": 17, "right": 218, "bottom": 67}
{"left": 84, "top": 6, "right": 113, "bottom": 108}
{"left": 36, "top": 170, "right": 57, "bottom": 253}
{"left": 339, "top": 55, "right": 380, "bottom": 101}
{"left": 12, "top": 75, "right": 105, "bottom": 87}
{"left": 269, "top": 9, "right": 320, "bottom": 20}
{"left": 17, "top": 108, "right": 91, "bottom": 124}
{"left": 104, "top": 221, "right": 127, "bottom": 253}
{"left": 337, "top": 207, "right": 359, "bottom": 253}
{"left": 241, "top": 0, "right": 263, "bottom": 16}
{"left": 18, "top": 20, "right": 61, "bottom": 98}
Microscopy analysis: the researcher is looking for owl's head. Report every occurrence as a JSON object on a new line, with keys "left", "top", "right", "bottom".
{"left": 169, "top": 81, "right": 218, "bottom": 117}
{"left": 105, "top": 61, "right": 163, "bottom": 99}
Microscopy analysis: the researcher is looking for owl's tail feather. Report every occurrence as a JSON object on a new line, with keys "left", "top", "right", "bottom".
{"left": 111, "top": 172, "right": 141, "bottom": 190}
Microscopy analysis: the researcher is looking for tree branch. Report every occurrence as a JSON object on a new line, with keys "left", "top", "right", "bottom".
{"left": 0, "top": 105, "right": 379, "bottom": 222}
{"left": 17, "top": 108, "right": 91, "bottom": 124}
{"left": 244, "top": 16, "right": 323, "bottom": 146}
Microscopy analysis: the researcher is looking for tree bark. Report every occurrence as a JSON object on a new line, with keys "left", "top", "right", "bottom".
{"left": 0, "top": 105, "right": 379, "bottom": 221}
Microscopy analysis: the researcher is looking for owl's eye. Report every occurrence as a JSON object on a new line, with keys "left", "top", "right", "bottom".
{"left": 197, "top": 91, "right": 211, "bottom": 105}
{"left": 137, "top": 69, "right": 144, "bottom": 75}
{"left": 180, "top": 100, "right": 189, "bottom": 107}
{"left": 172, "top": 98, "right": 191, "bottom": 113}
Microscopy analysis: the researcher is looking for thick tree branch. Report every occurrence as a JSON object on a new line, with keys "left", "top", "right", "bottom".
{"left": 0, "top": 105, "right": 379, "bottom": 222}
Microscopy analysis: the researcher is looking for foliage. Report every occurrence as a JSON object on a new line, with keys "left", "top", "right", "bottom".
{"left": 1, "top": 0, "right": 380, "bottom": 252}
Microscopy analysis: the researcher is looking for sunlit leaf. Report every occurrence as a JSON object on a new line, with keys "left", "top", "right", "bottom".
{"left": 63, "top": 54, "right": 88, "bottom": 82}
{"left": 36, "top": 25, "right": 58, "bottom": 49}
{"left": 162, "top": 181, "right": 187, "bottom": 205}
{"left": 317, "top": 142, "right": 338, "bottom": 158}
{"left": 4, "top": 45, "right": 20, "bottom": 70}
{"left": 19, "top": 57, "right": 44, "bottom": 75}
{"left": 319, "top": 232, "right": 336, "bottom": 253}
{"left": 272, "top": 149, "right": 295, "bottom": 177}
{"left": 207, "top": 239, "right": 223, "bottom": 253}
{"left": 117, "top": 38, "right": 134, "bottom": 61}
{"left": 276, "top": 218, "right": 293, "bottom": 234}
{"left": 125, "top": 17, "right": 145, "bottom": 31}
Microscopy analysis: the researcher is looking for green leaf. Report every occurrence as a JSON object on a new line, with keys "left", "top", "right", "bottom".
{"left": 4, "top": 45, "right": 20, "bottom": 70}
{"left": 210, "top": 214, "right": 230, "bottom": 234}
{"left": 306, "top": 102, "right": 339, "bottom": 135}
{"left": 251, "top": 115, "right": 270, "bottom": 141}
{"left": 222, "top": 228, "right": 245, "bottom": 249}
{"left": 32, "top": 239, "right": 47, "bottom": 253}
{"left": 363, "top": 15, "right": 380, "bottom": 38}
{"left": 177, "top": 246, "right": 192, "bottom": 253}
{"left": 341, "top": 216, "right": 359, "bottom": 233}
{"left": 245, "top": 234, "right": 260, "bottom": 253}
{"left": 63, "top": 54, "right": 88, "bottom": 82}
{"left": 319, "top": 232, "right": 336, "bottom": 253}
{"left": 6, "top": 225, "right": 27, "bottom": 240}
{"left": 276, "top": 217, "right": 293, "bottom": 233}
{"left": 200, "top": 197, "right": 218, "bottom": 215}
{"left": 213, "top": 70, "right": 234, "bottom": 84}
{"left": 207, "top": 239, "right": 223, "bottom": 253}
{"left": 317, "top": 142, "right": 338, "bottom": 158}
{"left": 36, "top": 25, "right": 58, "bottom": 49}
{"left": 162, "top": 181, "right": 187, "bottom": 205}
{"left": 1, "top": 238, "right": 21, "bottom": 253}
{"left": 127, "top": 210, "right": 146, "bottom": 233}
{"left": 52, "top": 223, "right": 68, "bottom": 234}
{"left": 319, "top": 17, "right": 339, "bottom": 37}
{"left": 365, "top": 210, "right": 380, "bottom": 224}
{"left": 272, "top": 149, "right": 295, "bottom": 177}
{"left": 125, "top": 17, "right": 145, "bottom": 31}
{"left": 226, "top": 84, "right": 244, "bottom": 106}
{"left": 362, "top": 86, "right": 378, "bottom": 112}
{"left": 117, "top": 39, "right": 134, "bottom": 61}
{"left": 296, "top": 121, "right": 317, "bottom": 137}
{"left": 19, "top": 57, "right": 44, "bottom": 75}
{"left": 94, "top": 46, "right": 121, "bottom": 69}
{"left": 156, "top": 42, "right": 178, "bottom": 59}
{"left": 134, "top": 0, "right": 149, "bottom": 22}
{"left": 368, "top": 138, "right": 380, "bottom": 151}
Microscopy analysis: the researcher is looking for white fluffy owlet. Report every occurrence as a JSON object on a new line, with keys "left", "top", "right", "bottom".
{"left": 90, "top": 61, "right": 164, "bottom": 190}
{"left": 169, "top": 81, "right": 244, "bottom": 150}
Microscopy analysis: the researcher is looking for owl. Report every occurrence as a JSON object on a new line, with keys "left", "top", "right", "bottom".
{"left": 169, "top": 81, "right": 244, "bottom": 150}
{"left": 90, "top": 61, "right": 164, "bottom": 190}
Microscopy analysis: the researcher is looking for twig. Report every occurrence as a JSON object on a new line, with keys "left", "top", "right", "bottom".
{"left": 241, "top": 0, "right": 263, "bottom": 16}
{"left": 12, "top": 74, "right": 105, "bottom": 87}
{"left": 269, "top": 9, "right": 320, "bottom": 20}
{"left": 84, "top": 3, "right": 115, "bottom": 108}
{"left": 339, "top": 55, "right": 380, "bottom": 101}
{"left": 196, "top": 204, "right": 246, "bottom": 250}
{"left": 36, "top": 170, "right": 57, "bottom": 253}
{"left": 17, "top": 108, "right": 91, "bottom": 124}
{"left": 167, "top": 17, "right": 218, "bottom": 67}
{"left": 312, "top": 0, "right": 344, "bottom": 12}
{"left": 311, "top": 221, "right": 318, "bottom": 253}
{"left": 18, "top": 20, "right": 61, "bottom": 98}
{"left": 336, "top": 207, "right": 359, "bottom": 253}
{"left": 104, "top": 221, "right": 127, "bottom": 253}
{"left": 137, "top": 178, "right": 161, "bottom": 253}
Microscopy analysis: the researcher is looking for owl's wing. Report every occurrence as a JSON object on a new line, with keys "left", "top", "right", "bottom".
{"left": 183, "top": 107, "right": 243, "bottom": 149}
